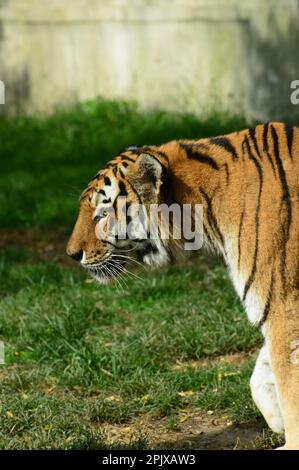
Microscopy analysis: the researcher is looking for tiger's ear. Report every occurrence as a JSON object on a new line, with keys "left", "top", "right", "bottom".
{"left": 127, "top": 153, "right": 164, "bottom": 203}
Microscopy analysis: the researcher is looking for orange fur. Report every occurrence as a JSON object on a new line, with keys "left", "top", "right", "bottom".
{"left": 67, "top": 122, "right": 299, "bottom": 448}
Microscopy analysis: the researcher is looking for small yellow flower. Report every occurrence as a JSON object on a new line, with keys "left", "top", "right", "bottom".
{"left": 141, "top": 394, "right": 150, "bottom": 402}
{"left": 207, "top": 410, "right": 214, "bottom": 415}
{"left": 44, "top": 424, "right": 53, "bottom": 432}
{"left": 6, "top": 411, "right": 14, "bottom": 419}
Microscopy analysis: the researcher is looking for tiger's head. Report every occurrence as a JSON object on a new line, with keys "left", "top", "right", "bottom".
{"left": 66, "top": 146, "right": 178, "bottom": 284}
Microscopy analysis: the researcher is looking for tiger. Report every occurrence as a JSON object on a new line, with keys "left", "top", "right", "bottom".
{"left": 67, "top": 122, "right": 299, "bottom": 449}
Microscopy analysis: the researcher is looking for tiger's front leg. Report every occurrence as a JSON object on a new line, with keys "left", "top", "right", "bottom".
{"left": 264, "top": 298, "right": 299, "bottom": 450}
{"left": 250, "top": 344, "right": 284, "bottom": 434}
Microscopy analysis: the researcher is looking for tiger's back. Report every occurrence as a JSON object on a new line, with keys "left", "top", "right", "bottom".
{"left": 174, "top": 122, "right": 299, "bottom": 327}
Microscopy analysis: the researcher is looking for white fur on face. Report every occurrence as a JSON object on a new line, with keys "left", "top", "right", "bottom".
{"left": 92, "top": 177, "right": 118, "bottom": 212}
{"left": 142, "top": 239, "right": 170, "bottom": 267}
{"left": 92, "top": 178, "right": 171, "bottom": 268}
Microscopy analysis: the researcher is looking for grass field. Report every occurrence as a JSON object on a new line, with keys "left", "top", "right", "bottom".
{"left": 0, "top": 100, "right": 283, "bottom": 449}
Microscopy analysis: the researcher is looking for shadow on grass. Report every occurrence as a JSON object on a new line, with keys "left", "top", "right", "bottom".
{"left": 158, "top": 419, "right": 268, "bottom": 450}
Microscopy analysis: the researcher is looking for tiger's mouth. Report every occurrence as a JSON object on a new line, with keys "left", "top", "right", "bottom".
{"left": 82, "top": 239, "right": 171, "bottom": 284}
{"left": 84, "top": 256, "right": 129, "bottom": 284}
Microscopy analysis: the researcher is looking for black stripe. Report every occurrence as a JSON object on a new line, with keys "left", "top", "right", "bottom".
{"left": 118, "top": 181, "right": 127, "bottom": 197}
{"left": 119, "top": 154, "right": 136, "bottom": 163}
{"left": 181, "top": 143, "right": 219, "bottom": 170}
{"left": 249, "top": 127, "right": 262, "bottom": 159}
{"left": 102, "top": 240, "right": 120, "bottom": 249}
{"left": 102, "top": 198, "right": 111, "bottom": 204}
{"left": 223, "top": 163, "right": 230, "bottom": 185}
{"left": 126, "top": 202, "right": 133, "bottom": 226}
{"left": 104, "top": 176, "right": 111, "bottom": 186}
{"left": 242, "top": 137, "right": 263, "bottom": 301}
{"left": 202, "top": 222, "right": 214, "bottom": 247}
{"left": 271, "top": 126, "right": 292, "bottom": 232}
{"left": 200, "top": 189, "right": 224, "bottom": 247}
{"left": 106, "top": 162, "right": 117, "bottom": 169}
{"left": 155, "top": 149, "right": 169, "bottom": 163}
{"left": 210, "top": 136, "right": 238, "bottom": 161}
{"left": 125, "top": 178, "right": 142, "bottom": 205}
{"left": 271, "top": 125, "right": 292, "bottom": 287}
{"left": 112, "top": 198, "right": 118, "bottom": 215}
{"left": 79, "top": 192, "right": 88, "bottom": 201}
{"left": 119, "top": 168, "right": 125, "bottom": 179}
{"left": 137, "top": 243, "right": 159, "bottom": 261}
{"left": 262, "top": 123, "right": 276, "bottom": 173}
{"left": 166, "top": 247, "right": 176, "bottom": 264}
{"left": 237, "top": 205, "right": 245, "bottom": 270}
{"left": 258, "top": 271, "right": 274, "bottom": 327}
{"left": 284, "top": 123, "right": 294, "bottom": 160}
{"left": 99, "top": 189, "right": 106, "bottom": 196}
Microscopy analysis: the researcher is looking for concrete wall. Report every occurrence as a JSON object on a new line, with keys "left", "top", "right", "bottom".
{"left": 0, "top": 0, "right": 299, "bottom": 122}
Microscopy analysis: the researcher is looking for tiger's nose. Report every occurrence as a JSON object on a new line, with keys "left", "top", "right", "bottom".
{"left": 67, "top": 249, "right": 83, "bottom": 262}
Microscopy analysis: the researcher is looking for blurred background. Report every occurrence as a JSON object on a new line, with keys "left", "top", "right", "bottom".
{"left": 0, "top": 0, "right": 296, "bottom": 451}
{"left": 0, "top": 0, "right": 299, "bottom": 122}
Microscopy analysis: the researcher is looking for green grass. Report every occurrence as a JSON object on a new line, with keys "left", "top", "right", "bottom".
{"left": 0, "top": 244, "right": 270, "bottom": 449}
{"left": 0, "top": 99, "right": 282, "bottom": 449}
{"left": 0, "top": 98, "right": 247, "bottom": 228}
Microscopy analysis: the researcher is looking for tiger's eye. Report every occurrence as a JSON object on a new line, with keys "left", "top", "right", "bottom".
{"left": 94, "top": 210, "right": 108, "bottom": 223}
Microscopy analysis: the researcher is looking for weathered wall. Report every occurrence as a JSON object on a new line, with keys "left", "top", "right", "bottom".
{"left": 0, "top": 0, "right": 299, "bottom": 122}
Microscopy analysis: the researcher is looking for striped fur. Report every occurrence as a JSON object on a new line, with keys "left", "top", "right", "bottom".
{"left": 67, "top": 122, "right": 299, "bottom": 448}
